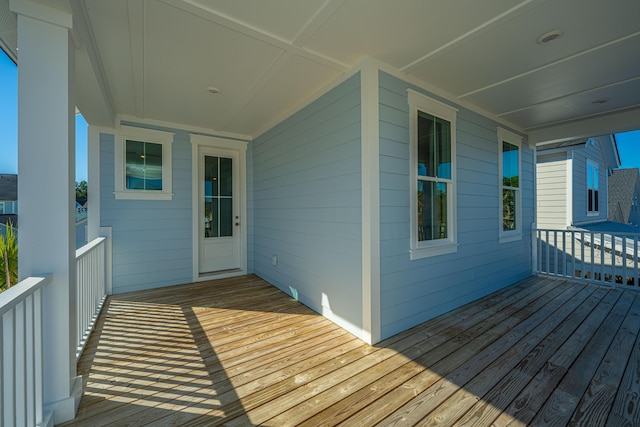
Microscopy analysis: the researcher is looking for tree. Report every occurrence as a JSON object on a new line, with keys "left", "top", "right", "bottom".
{"left": 0, "top": 221, "right": 18, "bottom": 291}
{"left": 76, "top": 180, "right": 88, "bottom": 199}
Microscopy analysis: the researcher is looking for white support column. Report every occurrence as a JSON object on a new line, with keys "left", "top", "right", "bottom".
{"left": 12, "top": 0, "right": 81, "bottom": 423}
{"left": 360, "top": 59, "right": 381, "bottom": 345}
{"left": 87, "top": 126, "right": 101, "bottom": 242}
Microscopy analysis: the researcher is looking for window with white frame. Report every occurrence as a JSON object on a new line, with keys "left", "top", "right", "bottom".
{"left": 115, "top": 126, "right": 174, "bottom": 200}
{"left": 587, "top": 160, "right": 599, "bottom": 214}
{"left": 408, "top": 90, "right": 458, "bottom": 259}
{"left": 498, "top": 128, "right": 522, "bottom": 242}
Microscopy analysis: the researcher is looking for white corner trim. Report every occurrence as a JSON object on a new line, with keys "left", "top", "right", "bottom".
{"left": 360, "top": 60, "right": 381, "bottom": 345}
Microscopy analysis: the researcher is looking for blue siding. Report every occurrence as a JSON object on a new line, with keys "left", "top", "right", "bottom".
{"left": 251, "top": 74, "right": 363, "bottom": 335}
{"left": 378, "top": 71, "right": 534, "bottom": 339}
{"left": 572, "top": 139, "right": 609, "bottom": 225}
{"left": 100, "top": 128, "right": 192, "bottom": 294}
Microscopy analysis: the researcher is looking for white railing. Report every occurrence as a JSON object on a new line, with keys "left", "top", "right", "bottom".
{"left": 0, "top": 275, "right": 51, "bottom": 427}
{"left": 535, "top": 228, "right": 640, "bottom": 289}
{"left": 75, "top": 237, "right": 107, "bottom": 360}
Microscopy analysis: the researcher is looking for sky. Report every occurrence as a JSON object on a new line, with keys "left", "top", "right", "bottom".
{"left": 0, "top": 49, "right": 639, "bottom": 180}
{"left": 0, "top": 49, "right": 88, "bottom": 182}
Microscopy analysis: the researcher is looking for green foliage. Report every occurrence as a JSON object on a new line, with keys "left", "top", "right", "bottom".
{"left": 76, "top": 180, "right": 88, "bottom": 199}
{"left": 0, "top": 221, "right": 18, "bottom": 291}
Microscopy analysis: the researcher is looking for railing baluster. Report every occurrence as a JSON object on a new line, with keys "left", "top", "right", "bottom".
{"left": 1, "top": 277, "right": 50, "bottom": 427}
{"left": 535, "top": 228, "right": 640, "bottom": 288}
{"left": 571, "top": 230, "right": 576, "bottom": 279}
{"left": 75, "top": 236, "right": 108, "bottom": 360}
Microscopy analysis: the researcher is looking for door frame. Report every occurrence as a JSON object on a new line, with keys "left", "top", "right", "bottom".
{"left": 190, "top": 134, "right": 248, "bottom": 281}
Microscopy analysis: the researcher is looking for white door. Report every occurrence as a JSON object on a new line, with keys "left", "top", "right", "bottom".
{"left": 199, "top": 149, "right": 241, "bottom": 274}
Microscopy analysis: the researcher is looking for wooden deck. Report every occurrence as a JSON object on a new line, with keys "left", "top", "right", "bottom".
{"left": 59, "top": 274, "right": 640, "bottom": 426}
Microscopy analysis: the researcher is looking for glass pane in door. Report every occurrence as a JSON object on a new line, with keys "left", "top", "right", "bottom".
{"left": 204, "top": 155, "right": 233, "bottom": 238}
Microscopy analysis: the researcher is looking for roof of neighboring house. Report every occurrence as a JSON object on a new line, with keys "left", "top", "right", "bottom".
{"left": 0, "top": 214, "right": 17, "bottom": 228}
{"left": 537, "top": 139, "right": 588, "bottom": 151}
{"left": 577, "top": 220, "right": 640, "bottom": 235}
{"left": 608, "top": 168, "right": 640, "bottom": 224}
{"left": 0, "top": 174, "right": 17, "bottom": 200}
{"left": 537, "top": 135, "right": 620, "bottom": 170}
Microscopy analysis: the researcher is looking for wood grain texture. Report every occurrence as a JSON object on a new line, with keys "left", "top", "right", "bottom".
{"left": 58, "top": 275, "right": 640, "bottom": 427}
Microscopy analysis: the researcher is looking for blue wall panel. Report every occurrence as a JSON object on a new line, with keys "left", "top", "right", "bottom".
{"left": 378, "top": 71, "right": 534, "bottom": 339}
{"left": 100, "top": 127, "right": 192, "bottom": 294}
{"left": 251, "top": 73, "right": 364, "bottom": 336}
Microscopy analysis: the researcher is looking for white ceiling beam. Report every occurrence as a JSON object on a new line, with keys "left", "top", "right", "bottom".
{"left": 68, "top": 0, "right": 116, "bottom": 126}
{"left": 291, "top": 0, "right": 347, "bottom": 47}
{"left": 159, "top": 0, "right": 349, "bottom": 72}
{"left": 127, "top": 0, "right": 144, "bottom": 118}
{"left": 528, "top": 106, "right": 640, "bottom": 144}
{"left": 497, "top": 76, "right": 640, "bottom": 117}
{"left": 460, "top": 31, "right": 640, "bottom": 100}
{"left": 400, "top": 0, "right": 538, "bottom": 73}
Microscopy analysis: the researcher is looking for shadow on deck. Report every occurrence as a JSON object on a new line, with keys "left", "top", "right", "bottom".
{"left": 60, "top": 274, "right": 640, "bottom": 426}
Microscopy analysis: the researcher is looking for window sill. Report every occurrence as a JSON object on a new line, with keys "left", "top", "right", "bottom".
{"left": 114, "top": 191, "right": 173, "bottom": 201}
{"left": 410, "top": 242, "right": 458, "bottom": 260}
{"left": 499, "top": 232, "right": 523, "bottom": 244}
{"left": 587, "top": 212, "right": 599, "bottom": 217}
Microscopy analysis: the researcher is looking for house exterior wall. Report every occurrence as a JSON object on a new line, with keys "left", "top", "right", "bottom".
{"left": 536, "top": 152, "right": 569, "bottom": 229}
{"left": 572, "top": 139, "right": 609, "bottom": 225}
{"left": 378, "top": 71, "right": 533, "bottom": 339}
{"left": 100, "top": 128, "right": 193, "bottom": 294}
{"left": 250, "top": 73, "right": 364, "bottom": 338}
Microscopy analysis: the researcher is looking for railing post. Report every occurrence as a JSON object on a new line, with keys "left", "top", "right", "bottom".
{"left": 532, "top": 223, "right": 538, "bottom": 274}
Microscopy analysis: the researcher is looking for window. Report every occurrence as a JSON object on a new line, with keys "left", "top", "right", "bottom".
{"left": 408, "top": 90, "right": 458, "bottom": 259}
{"left": 115, "top": 126, "right": 174, "bottom": 200}
{"left": 587, "top": 160, "right": 599, "bottom": 214}
{"left": 498, "top": 128, "right": 522, "bottom": 242}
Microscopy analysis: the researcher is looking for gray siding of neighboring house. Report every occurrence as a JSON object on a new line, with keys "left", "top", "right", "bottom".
{"left": 536, "top": 152, "right": 569, "bottom": 229}
{"left": 250, "top": 73, "right": 364, "bottom": 338}
{"left": 100, "top": 129, "right": 193, "bottom": 294}
{"left": 572, "top": 139, "right": 609, "bottom": 225}
{"left": 378, "top": 71, "right": 534, "bottom": 339}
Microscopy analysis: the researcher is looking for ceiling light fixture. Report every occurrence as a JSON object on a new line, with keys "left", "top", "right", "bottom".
{"left": 207, "top": 86, "right": 221, "bottom": 94}
{"left": 537, "top": 29, "right": 564, "bottom": 45}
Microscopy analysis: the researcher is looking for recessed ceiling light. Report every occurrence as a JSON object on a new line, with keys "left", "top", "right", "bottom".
{"left": 207, "top": 86, "right": 221, "bottom": 94}
{"left": 537, "top": 29, "right": 564, "bottom": 45}
{"left": 592, "top": 98, "right": 609, "bottom": 105}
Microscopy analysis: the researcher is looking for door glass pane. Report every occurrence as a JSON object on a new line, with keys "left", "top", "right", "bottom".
{"left": 220, "top": 198, "right": 233, "bottom": 237}
{"left": 204, "top": 199, "right": 216, "bottom": 237}
{"left": 220, "top": 157, "right": 233, "bottom": 197}
{"left": 203, "top": 155, "right": 233, "bottom": 238}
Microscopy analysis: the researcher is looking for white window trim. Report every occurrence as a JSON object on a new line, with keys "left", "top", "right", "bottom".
{"left": 114, "top": 125, "right": 175, "bottom": 200}
{"left": 498, "top": 127, "right": 523, "bottom": 243}
{"left": 408, "top": 89, "right": 458, "bottom": 260}
{"left": 586, "top": 159, "right": 599, "bottom": 216}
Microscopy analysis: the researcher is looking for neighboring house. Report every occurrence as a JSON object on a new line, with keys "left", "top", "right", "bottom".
{"left": 609, "top": 168, "right": 640, "bottom": 226}
{"left": 0, "top": 174, "right": 17, "bottom": 229}
{"left": 536, "top": 136, "right": 621, "bottom": 229}
{"left": 3, "top": 1, "right": 640, "bottom": 423}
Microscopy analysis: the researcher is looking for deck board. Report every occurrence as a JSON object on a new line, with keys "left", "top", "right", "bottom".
{"left": 59, "top": 274, "right": 640, "bottom": 427}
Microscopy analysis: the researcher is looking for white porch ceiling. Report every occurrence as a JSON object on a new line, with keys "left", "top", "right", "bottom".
{"left": 2, "top": 0, "right": 640, "bottom": 142}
